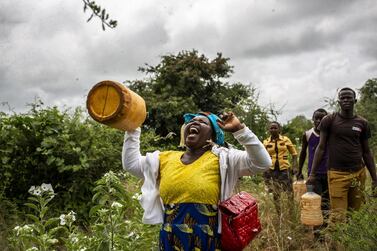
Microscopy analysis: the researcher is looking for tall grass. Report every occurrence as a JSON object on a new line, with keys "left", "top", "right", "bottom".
{"left": 240, "top": 176, "right": 329, "bottom": 250}
{"left": 2, "top": 173, "right": 376, "bottom": 250}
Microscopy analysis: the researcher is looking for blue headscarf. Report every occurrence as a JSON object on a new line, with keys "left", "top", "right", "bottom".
{"left": 183, "top": 112, "right": 225, "bottom": 146}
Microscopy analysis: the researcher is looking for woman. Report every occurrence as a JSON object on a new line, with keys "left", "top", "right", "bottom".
{"left": 263, "top": 121, "right": 298, "bottom": 215}
{"left": 122, "top": 112, "right": 271, "bottom": 250}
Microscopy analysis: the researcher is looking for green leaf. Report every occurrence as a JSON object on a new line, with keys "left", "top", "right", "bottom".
{"left": 40, "top": 206, "right": 49, "bottom": 219}
{"left": 24, "top": 202, "right": 39, "bottom": 211}
{"left": 92, "top": 191, "right": 102, "bottom": 202}
{"left": 89, "top": 204, "right": 103, "bottom": 217}
{"left": 28, "top": 196, "right": 40, "bottom": 203}
{"left": 48, "top": 226, "right": 67, "bottom": 235}
{"left": 26, "top": 213, "right": 40, "bottom": 223}
{"left": 44, "top": 217, "right": 59, "bottom": 228}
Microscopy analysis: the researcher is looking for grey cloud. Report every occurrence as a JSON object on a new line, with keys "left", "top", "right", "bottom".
{"left": 83, "top": 19, "right": 170, "bottom": 81}
{"left": 243, "top": 27, "right": 339, "bottom": 58}
{"left": 224, "top": 0, "right": 374, "bottom": 60}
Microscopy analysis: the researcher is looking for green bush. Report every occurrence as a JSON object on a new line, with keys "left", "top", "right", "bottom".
{"left": 0, "top": 102, "right": 123, "bottom": 219}
{"left": 8, "top": 172, "right": 159, "bottom": 251}
{"left": 331, "top": 197, "right": 377, "bottom": 250}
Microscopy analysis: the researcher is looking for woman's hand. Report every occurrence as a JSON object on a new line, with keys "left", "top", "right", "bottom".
{"left": 217, "top": 112, "right": 245, "bottom": 133}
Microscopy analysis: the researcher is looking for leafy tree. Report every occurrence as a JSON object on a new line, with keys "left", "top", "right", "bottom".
{"left": 282, "top": 115, "right": 312, "bottom": 146}
{"left": 128, "top": 50, "right": 271, "bottom": 143}
{"left": 356, "top": 78, "right": 377, "bottom": 155}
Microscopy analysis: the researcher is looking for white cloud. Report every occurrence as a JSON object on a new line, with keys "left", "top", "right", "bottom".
{"left": 1, "top": 0, "right": 377, "bottom": 123}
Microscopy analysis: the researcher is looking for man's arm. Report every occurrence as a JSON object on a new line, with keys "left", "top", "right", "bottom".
{"left": 291, "top": 155, "right": 298, "bottom": 175}
{"left": 307, "top": 130, "right": 328, "bottom": 184}
{"left": 361, "top": 138, "right": 377, "bottom": 193}
{"left": 297, "top": 133, "right": 308, "bottom": 180}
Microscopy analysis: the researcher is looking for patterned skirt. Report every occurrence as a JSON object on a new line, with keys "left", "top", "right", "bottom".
{"left": 159, "top": 203, "right": 221, "bottom": 251}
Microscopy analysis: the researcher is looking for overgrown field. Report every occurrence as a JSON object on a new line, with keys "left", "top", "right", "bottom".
{"left": 2, "top": 171, "right": 376, "bottom": 251}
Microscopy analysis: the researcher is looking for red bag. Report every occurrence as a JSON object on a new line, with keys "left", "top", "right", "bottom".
{"left": 219, "top": 191, "right": 262, "bottom": 251}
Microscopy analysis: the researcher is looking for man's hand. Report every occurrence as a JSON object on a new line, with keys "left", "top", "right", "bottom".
{"left": 296, "top": 172, "right": 304, "bottom": 180}
{"left": 306, "top": 174, "right": 316, "bottom": 185}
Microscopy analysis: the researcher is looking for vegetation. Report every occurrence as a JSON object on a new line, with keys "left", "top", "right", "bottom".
{"left": 282, "top": 115, "right": 312, "bottom": 146}
{"left": 1, "top": 50, "right": 376, "bottom": 250}
{"left": 82, "top": 0, "right": 117, "bottom": 30}
{"left": 356, "top": 78, "right": 377, "bottom": 154}
{"left": 128, "top": 50, "right": 272, "bottom": 144}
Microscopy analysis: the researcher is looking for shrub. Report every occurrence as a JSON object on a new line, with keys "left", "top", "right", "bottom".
{"left": 8, "top": 172, "right": 159, "bottom": 251}
{"left": 331, "top": 196, "right": 377, "bottom": 250}
{"left": 0, "top": 102, "right": 124, "bottom": 219}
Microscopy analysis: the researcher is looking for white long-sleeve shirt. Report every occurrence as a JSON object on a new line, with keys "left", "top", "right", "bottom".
{"left": 122, "top": 125, "right": 271, "bottom": 225}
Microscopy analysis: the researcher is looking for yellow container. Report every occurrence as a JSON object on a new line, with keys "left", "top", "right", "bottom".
{"left": 293, "top": 180, "right": 307, "bottom": 202}
{"left": 86, "top": 80, "right": 147, "bottom": 131}
{"left": 300, "top": 185, "right": 323, "bottom": 226}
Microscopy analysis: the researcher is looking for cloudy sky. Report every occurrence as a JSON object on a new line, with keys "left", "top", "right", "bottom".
{"left": 1, "top": 0, "right": 377, "bottom": 123}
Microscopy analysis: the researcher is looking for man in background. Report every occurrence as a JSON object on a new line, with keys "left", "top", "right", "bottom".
{"left": 297, "top": 108, "right": 329, "bottom": 211}
{"left": 307, "top": 87, "right": 377, "bottom": 222}
{"left": 263, "top": 121, "right": 298, "bottom": 215}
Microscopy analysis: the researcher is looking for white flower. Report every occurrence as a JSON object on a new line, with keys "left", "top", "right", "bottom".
{"left": 68, "top": 211, "right": 76, "bottom": 222}
{"left": 98, "top": 209, "right": 109, "bottom": 214}
{"left": 33, "top": 187, "right": 42, "bottom": 196}
{"left": 60, "top": 211, "right": 76, "bottom": 225}
{"left": 28, "top": 186, "right": 36, "bottom": 194}
{"left": 132, "top": 193, "right": 142, "bottom": 201}
{"left": 26, "top": 247, "right": 38, "bottom": 251}
{"left": 60, "top": 214, "right": 66, "bottom": 225}
{"left": 111, "top": 202, "right": 123, "bottom": 208}
{"left": 13, "top": 226, "right": 21, "bottom": 236}
{"left": 47, "top": 238, "right": 59, "bottom": 244}
{"left": 23, "top": 224, "right": 33, "bottom": 232}
{"left": 41, "top": 183, "right": 53, "bottom": 193}
{"left": 125, "top": 220, "right": 131, "bottom": 224}
{"left": 126, "top": 232, "right": 135, "bottom": 238}
{"left": 71, "top": 236, "right": 79, "bottom": 243}
{"left": 287, "top": 236, "right": 292, "bottom": 240}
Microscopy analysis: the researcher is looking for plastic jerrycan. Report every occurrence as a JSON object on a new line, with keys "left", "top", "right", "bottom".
{"left": 86, "top": 80, "right": 147, "bottom": 131}
{"left": 300, "top": 185, "right": 323, "bottom": 226}
{"left": 293, "top": 180, "right": 307, "bottom": 202}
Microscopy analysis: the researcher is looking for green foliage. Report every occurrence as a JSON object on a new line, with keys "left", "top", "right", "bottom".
{"left": 0, "top": 101, "right": 124, "bottom": 219}
{"left": 88, "top": 171, "right": 158, "bottom": 250}
{"left": 0, "top": 194, "right": 20, "bottom": 250}
{"left": 9, "top": 183, "right": 64, "bottom": 251}
{"left": 229, "top": 86, "right": 271, "bottom": 142}
{"left": 331, "top": 197, "right": 377, "bottom": 250}
{"left": 282, "top": 115, "right": 312, "bottom": 146}
{"left": 128, "top": 50, "right": 273, "bottom": 145}
{"left": 8, "top": 173, "right": 159, "bottom": 251}
{"left": 356, "top": 78, "right": 377, "bottom": 155}
{"left": 82, "top": 0, "right": 117, "bottom": 30}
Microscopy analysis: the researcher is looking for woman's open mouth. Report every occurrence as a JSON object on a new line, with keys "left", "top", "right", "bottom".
{"left": 187, "top": 126, "right": 199, "bottom": 137}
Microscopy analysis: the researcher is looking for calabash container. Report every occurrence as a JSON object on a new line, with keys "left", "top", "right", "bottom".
{"left": 86, "top": 80, "right": 147, "bottom": 131}
{"left": 300, "top": 185, "right": 323, "bottom": 226}
{"left": 293, "top": 180, "right": 307, "bottom": 202}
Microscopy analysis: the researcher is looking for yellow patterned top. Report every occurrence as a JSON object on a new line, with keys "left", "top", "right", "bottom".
{"left": 159, "top": 150, "right": 220, "bottom": 205}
